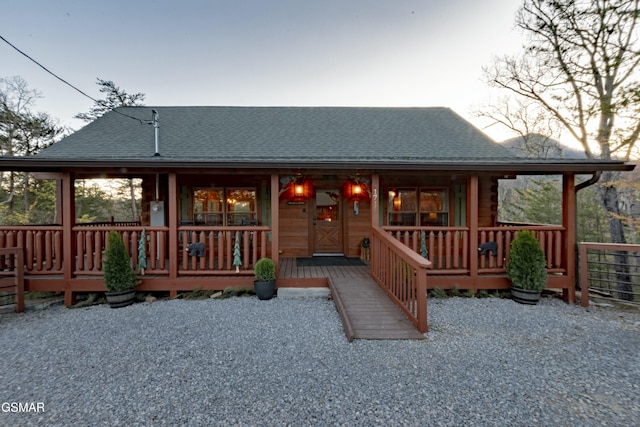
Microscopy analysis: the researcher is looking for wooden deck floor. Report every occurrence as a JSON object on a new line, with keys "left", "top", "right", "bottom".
{"left": 278, "top": 257, "right": 370, "bottom": 279}
{"left": 278, "top": 258, "right": 425, "bottom": 341}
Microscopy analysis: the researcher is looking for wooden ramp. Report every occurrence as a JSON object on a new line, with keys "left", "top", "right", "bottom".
{"left": 328, "top": 276, "right": 425, "bottom": 341}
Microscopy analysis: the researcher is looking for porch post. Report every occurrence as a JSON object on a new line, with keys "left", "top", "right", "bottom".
{"left": 468, "top": 175, "right": 479, "bottom": 290}
{"left": 562, "top": 173, "right": 577, "bottom": 303}
{"left": 371, "top": 174, "right": 379, "bottom": 227}
{"left": 370, "top": 174, "right": 380, "bottom": 277}
{"left": 55, "top": 178, "right": 63, "bottom": 225}
{"left": 270, "top": 174, "right": 280, "bottom": 276}
{"left": 168, "top": 173, "right": 178, "bottom": 282}
{"left": 61, "top": 172, "right": 76, "bottom": 306}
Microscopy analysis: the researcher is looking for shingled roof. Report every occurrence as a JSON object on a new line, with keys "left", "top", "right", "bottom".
{"left": 38, "top": 106, "right": 514, "bottom": 162}
{"left": 0, "top": 105, "right": 626, "bottom": 173}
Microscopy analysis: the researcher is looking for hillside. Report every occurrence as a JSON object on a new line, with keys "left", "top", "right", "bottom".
{"left": 501, "top": 134, "right": 586, "bottom": 159}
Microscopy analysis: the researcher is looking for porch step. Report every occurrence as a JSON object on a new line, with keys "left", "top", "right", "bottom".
{"left": 328, "top": 276, "right": 425, "bottom": 341}
{"left": 277, "top": 287, "right": 331, "bottom": 299}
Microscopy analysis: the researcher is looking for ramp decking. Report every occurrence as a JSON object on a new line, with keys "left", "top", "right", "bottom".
{"left": 328, "top": 275, "right": 425, "bottom": 341}
{"left": 279, "top": 257, "right": 425, "bottom": 341}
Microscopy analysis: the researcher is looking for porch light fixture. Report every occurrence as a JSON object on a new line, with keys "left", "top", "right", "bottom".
{"left": 292, "top": 174, "right": 307, "bottom": 200}
{"left": 285, "top": 175, "right": 307, "bottom": 205}
{"left": 348, "top": 175, "right": 371, "bottom": 200}
{"left": 280, "top": 175, "right": 307, "bottom": 203}
{"left": 351, "top": 183, "right": 363, "bottom": 198}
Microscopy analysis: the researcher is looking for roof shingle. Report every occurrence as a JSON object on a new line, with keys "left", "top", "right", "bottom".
{"left": 37, "top": 106, "right": 515, "bottom": 163}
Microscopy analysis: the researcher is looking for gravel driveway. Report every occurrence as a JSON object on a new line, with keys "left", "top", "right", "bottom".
{"left": 1, "top": 296, "right": 639, "bottom": 426}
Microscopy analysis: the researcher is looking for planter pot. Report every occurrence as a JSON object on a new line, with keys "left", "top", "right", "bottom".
{"left": 105, "top": 289, "right": 136, "bottom": 308}
{"left": 254, "top": 280, "right": 276, "bottom": 300}
{"left": 510, "top": 287, "right": 542, "bottom": 305}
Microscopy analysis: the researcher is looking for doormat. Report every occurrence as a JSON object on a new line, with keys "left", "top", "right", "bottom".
{"left": 296, "top": 257, "right": 367, "bottom": 267}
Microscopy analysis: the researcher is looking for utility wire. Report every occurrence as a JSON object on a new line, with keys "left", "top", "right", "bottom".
{"left": 0, "top": 34, "right": 151, "bottom": 125}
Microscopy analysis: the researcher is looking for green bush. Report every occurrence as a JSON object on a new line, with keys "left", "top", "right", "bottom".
{"left": 429, "top": 288, "right": 448, "bottom": 298}
{"left": 221, "top": 287, "right": 256, "bottom": 298}
{"left": 254, "top": 258, "right": 276, "bottom": 281}
{"left": 506, "top": 230, "right": 547, "bottom": 291}
{"left": 104, "top": 230, "right": 138, "bottom": 293}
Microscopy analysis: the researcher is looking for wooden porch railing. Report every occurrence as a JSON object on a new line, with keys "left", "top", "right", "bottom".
{"left": 0, "top": 226, "right": 63, "bottom": 274}
{"left": 383, "top": 226, "right": 469, "bottom": 274}
{"left": 177, "top": 226, "right": 269, "bottom": 275}
{"left": 382, "top": 225, "right": 566, "bottom": 275}
{"left": 0, "top": 247, "right": 24, "bottom": 313}
{"left": 73, "top": 226, "right": 169, "bottom": 275}
{"left": 370, "top": 226, "right": 430, "bottom": 333}
{"left": 0, "top": 224, "right": 270, "bottom": 277}
{"left": 579, "top": 242, "right": 640, "bottom": 307}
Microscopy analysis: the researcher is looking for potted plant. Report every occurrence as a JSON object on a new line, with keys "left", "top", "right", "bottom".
{"left": 104, "top": 230, "right": 139, "bottom": 308}
{"left": 506, "top": 230, "right": 548, "bottom": 305}
{"left": 253, "top": 257, "right": 276, "bottom": 300}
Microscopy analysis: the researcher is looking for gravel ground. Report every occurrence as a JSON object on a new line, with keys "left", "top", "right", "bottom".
{"left": 1, "top": 295, "right": 639, "bottom": 426}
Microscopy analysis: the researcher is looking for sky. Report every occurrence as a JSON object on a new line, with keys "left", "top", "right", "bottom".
{"left": 1, "top": 0, "right": 524, "bottom": 141}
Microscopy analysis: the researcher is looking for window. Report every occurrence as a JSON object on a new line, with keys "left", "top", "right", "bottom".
{"left": 419, "top": 189, "right": 448, "bottom": 226}
{"left": 193, "top": 188, "right": 256, "bottom": 225}
{"left": 387, "top": 188, "right": 448, "bottom": 226}
{"left": 226, "top": 189, "right": 257, "bottom": 225}
{"left": 388, "top": 189, "right": 417, "bottom": 226}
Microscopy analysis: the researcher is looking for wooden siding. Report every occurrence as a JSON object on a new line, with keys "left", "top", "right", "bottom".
{"left": 478, "top": 176, "right": 498, "bottom": 227}
{"left": 279, "top": 199, "right": 310, "bottom": 257}
{"left": 344, "top": 198, "right": 371, "bottom": 258}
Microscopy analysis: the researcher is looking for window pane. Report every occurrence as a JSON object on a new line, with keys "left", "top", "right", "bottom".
{"left": 419, "top": 188, "right": 448, "bottom": 226}
{"left": 389, "top": 213, "right": 416, "bottom": 226}
{"left": 388, "top": 188, "right": 417, "bottom": 225}
{"left": 194, "top": 189, "right": 224, "bottom": 225}
{"left": 420, "top": 189, "right": 447, "bottom": 211}
{"left": 420, "top": 212, "right": 448, "bottom": 226}
{"left": 316, "top": 189, "right": 340, "bottom": 221}
{"left": 388, "top": 189, "right": 417, "bottom": 212}
{"left": 226, "top": 189, "right": 256, "bottom": 225}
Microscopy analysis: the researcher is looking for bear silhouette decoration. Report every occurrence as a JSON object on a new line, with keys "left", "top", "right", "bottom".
{"left": 186, "top": 242, "right": 205, "bottom": 257}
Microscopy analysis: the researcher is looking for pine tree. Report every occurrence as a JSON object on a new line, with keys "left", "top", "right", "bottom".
{"left": 233, "top": 231, "right": 242, "bottom": 273}
{"left": 104, "top": 230, "right": 138, "bottom": 292}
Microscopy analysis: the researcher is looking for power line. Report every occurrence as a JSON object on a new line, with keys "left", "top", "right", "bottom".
{"left": 0, "top": 34, "right": 151, "bottom": 125}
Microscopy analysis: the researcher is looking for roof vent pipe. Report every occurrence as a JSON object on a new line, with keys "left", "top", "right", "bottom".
{"left": 152, "top": 109, "right": 160, "bottom": 157}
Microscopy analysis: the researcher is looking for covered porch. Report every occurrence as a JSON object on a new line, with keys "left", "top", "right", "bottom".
{"left": 0, "top": 172, "right": 579, "bottom": 308}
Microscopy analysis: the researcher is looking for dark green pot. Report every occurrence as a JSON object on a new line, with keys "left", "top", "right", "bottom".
{"left": 105, "top": 289, "right": 136, "bottom": 308}
{"left": 254, "top": 280, "right": 276, "bottom": 300}
{"left": 510, "top": 287, "right": 542, "bottom": 305}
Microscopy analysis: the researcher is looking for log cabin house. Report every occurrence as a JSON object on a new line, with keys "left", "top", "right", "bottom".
{"left": 0, "top": 106, "right": 634, "bottom": 316}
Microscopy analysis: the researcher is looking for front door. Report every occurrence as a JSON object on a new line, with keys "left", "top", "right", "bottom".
{"left": 313, "top": 189, "right": 342, "bottom": 254}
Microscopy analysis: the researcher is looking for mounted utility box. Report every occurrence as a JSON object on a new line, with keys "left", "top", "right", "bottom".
{"left": 150, "top": 201, "right": 165, "bottom": 227}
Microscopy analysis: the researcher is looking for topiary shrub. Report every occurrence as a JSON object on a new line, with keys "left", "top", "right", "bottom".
{"left": 506, "top": 230, "right": 547, "bottom": 291}
{"left": 104, "top": 230, "right": 138, "bottom": 293}
{"left": 254, "top": 258, "right": 276, "bottom": 282}
{"left": 254, "top": 258, "right": 276, "bottom": 300}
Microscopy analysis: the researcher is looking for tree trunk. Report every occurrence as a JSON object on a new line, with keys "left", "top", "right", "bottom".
{"left": 22, "top": 173, "right": 29, "bottom": 218}
{"left": 598, "top": 171, "right": 633, "bottom": 301}
{"left": 129, "top": 179, "right": 137, "bottom": 221}
{"left": 8, "top": 171, "right": 15, "bottom": 214}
